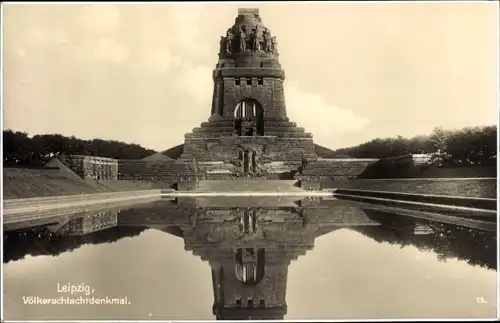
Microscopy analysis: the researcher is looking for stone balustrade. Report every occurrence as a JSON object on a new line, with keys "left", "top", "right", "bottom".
{"left": 65, "top": 155, "right": 119, "bottom": 180}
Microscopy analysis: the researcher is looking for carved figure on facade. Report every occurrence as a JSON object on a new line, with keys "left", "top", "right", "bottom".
{"left": 225, "top": 28, "right": 234, "bottom": 55}
{"left": 206, "top": 231, "right": 223, "bottom": 242}
{"left": 271, "top": 36, "right": 278, "bottom": 54}
{"left": 194, "top": 208, "right": 216, "bottom": 221}
{"left": 251, "top": 25, "right": 262, "bottom": 51}
{"left": 206, "top": 223, "right": 249, "bottom": 241}
{"left": 238, "top": 27, "right": 247, "bottom": 52}
{"left": 224, "top": 209, "right": 243, "bottom": 223}
{"left": 189, "top": 208, "right": 206, "bottom": 227}
{"left": 263, "top": 28, "right": 272, "bottom": 53}
{"left": 217, "top": 24, "right": 280, "bottom": 55}
{"left": 219, "top": 36, "right": 225, "bottom": 56}
{"left": 298, "top": 212, "right": 308, "bottom": 226}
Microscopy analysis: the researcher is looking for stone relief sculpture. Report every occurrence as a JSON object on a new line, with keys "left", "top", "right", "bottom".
{"left": 224, "top": 210, "right": 242, "bottom": 223}
{"left": 206, "top": 231, "right": 223, "bottom": 242}
{"left": 223, "top": 146, "right": 280, "bottom": 178}
{"left": 194, "top": 208, "right": 216, "bottom": 221}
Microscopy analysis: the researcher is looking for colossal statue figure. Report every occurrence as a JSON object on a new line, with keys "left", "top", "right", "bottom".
{"left": 217, "top": 12, "right": 279, "bottom": 56}
{"left": 271, "top": 36, "right": 278, "bottom": 54}
{"left": 251, "top": 25, "right": 262, "bottom": 51}
{"left": 263, "top": 28, "right": 272, "bottom": 53}
{"left": 239, "top": 28, "right": 247, "bottom": 52}
{"left": 225, "top": 28, "right": 234, "bottom": 55}
{"left": 219, "top": 36, "right": 225, "bottom": 55}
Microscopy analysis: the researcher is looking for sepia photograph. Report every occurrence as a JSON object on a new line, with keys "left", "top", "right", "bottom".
{"left": 2, "top": 1, "right": 499, "bottom": 321}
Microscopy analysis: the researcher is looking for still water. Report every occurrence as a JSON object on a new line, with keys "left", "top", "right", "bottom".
{"left": 3, "top": 197, "right": 498, "bottom": 320}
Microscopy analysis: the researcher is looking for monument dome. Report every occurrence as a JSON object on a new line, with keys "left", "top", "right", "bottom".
{"left": 218, "top": 8, "right": 279, "bottom": 68}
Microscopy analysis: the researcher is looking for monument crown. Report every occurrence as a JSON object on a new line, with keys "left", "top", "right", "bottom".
{"left": 219, "top": 8, "right": 278, "bottom": 61}
{"left": 237, "top": 8, "right": 259, "bottom": 16}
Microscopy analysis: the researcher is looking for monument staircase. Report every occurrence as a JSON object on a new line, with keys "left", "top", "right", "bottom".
{"left": 184, "top": 120, "right": 314, "bottom": 142}
{"left": 191, "top": 196, "right": 302, "bottom": 208}
{"left": 193, "top": 179, "right": 303, "bottom": 192}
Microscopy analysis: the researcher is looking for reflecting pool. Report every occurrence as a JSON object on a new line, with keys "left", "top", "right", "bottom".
{"left": 3, "top": 197, "right": 497, "bottom": 320}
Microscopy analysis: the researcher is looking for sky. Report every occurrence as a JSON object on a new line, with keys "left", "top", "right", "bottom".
{"left": 2, "top": 2, "right": 499, "bottom": 152}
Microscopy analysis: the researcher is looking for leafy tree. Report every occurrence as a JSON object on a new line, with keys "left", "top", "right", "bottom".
{"left": 335, "top": 125, "right": 497, "bottom": 165}
{"left": 3, "top": 130, "right": 157, "bottom": 166}
{"left": 355, "top": 211, "right": 497, "bottom": 270}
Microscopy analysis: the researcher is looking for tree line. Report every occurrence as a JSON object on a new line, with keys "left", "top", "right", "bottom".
{"left": 4, "top": 125, "right": 497, "bottom": 167}
{"left": 3, "top": 130, "right": 157, "bottom": 167}
{"left": 3, "top": 226, "right": 147, "bottom": 263}
{"left": 355, "top": 222, "right": 496, "bottom": 270}
{"left": 333, "top": 125, "right": 497, "bottom": 166}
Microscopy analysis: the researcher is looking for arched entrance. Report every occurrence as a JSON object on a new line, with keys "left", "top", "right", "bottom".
{"left": 234, "top": 248, "right": 265, "bottom": 286}
{"left": 233, "top": 99, "right": 264, "bottom": 136}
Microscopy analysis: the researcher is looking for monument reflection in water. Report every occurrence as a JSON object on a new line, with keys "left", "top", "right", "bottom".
{"left": 3, "top": 197, "right": 497, "bottom": 320}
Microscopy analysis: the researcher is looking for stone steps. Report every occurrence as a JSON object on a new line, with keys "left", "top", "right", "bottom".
{"left": 193, "top": 127, "right": 235, "bottom": 133}
{"left": 200, "top": 121, "right": 234, "bottom": 127}
{"left": 193, "top": 196, "right": 301, "bottom": 207}
{"left": 198, "top": 121, "right": 298, "bottom": 127}
{"left": 194, "top": 180, "right": 303, "bottom": 192}
{"left": 263, "top": 127, "right": 305, "bottom": 133}
{"left": 185, "top": 132, "right": 314, "bottom": 138}
{"left": 265, "top": 132, "right": 313, "bottom": 138}
{"left": 189, "top": 128, "right": 308, "bottom": 134}
{"left": 185, "top": 132, "right": 234, "bottom": 138}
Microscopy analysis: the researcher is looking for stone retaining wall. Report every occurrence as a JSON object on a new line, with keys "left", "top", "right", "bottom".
{"left": 298, "top": 158, "right": 379, "bottom": 180}
{"left": 183, "top": 136, "right": 317, "bottom": 162}
{"left": 302, "top": 178, "right": 497, "bottom": 198}
{"left": 3, "top": 189, "right": 164, "bottom": 229}
{"left": 118, "top": 160, "right": 195, "bottom": 180}
{"left": 4, "top": 189, "right": 162, "bottom": 205}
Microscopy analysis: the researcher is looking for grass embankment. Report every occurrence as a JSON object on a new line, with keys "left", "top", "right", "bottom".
{"left": 3, "top": 168, "right": 174, "bottom": 200}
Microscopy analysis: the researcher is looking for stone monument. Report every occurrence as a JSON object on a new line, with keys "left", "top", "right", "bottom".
{"left": 113, "top": 8, "right": 379, "bottom": 184}
{"left": 181, "top": 8, "right": 318, "bottom": 179}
